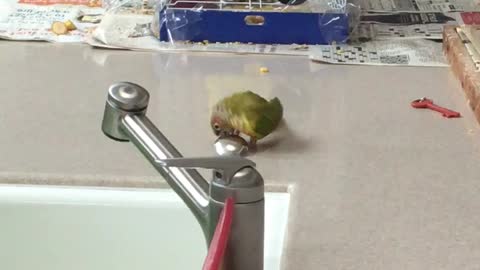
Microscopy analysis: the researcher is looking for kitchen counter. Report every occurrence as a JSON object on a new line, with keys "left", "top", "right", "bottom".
{"left": 1, "top": 41, "right": 480, "bottom": 270}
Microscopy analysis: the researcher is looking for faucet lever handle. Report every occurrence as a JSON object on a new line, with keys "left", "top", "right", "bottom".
{"left": 155, "top": 157, "right": 255, "bottom": 184}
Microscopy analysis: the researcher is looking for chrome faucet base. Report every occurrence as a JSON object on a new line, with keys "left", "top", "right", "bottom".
{"left": 101, "top": 82, "right": 265, "bottom": 270}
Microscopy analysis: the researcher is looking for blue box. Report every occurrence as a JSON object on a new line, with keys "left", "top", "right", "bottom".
{"left": 158, "top": 8, "right": 349, "bottom": 45}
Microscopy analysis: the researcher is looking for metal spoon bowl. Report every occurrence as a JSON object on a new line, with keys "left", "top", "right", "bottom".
{"left": 214, "top": 135, "right": 248, "bottom": 156}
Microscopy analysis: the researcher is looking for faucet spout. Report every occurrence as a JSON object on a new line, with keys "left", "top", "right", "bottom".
{"left": 122, "top": 114, "right": 210, "bottom": 224}
{"left": 101, "top": 82, "right": 209, "bottom": 229}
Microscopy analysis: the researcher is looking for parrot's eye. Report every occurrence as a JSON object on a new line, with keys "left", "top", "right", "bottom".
{"left": 213, "top": 123, "right": 221, "bottom": 131}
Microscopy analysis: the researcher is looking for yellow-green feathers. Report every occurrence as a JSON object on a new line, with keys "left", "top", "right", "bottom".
{"left": 211, "top": 91, "right": 283, "bottom": 140}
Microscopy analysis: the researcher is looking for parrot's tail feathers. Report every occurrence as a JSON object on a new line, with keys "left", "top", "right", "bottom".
{"left": 268, "top": 97, "right": 284, "bottom": 124}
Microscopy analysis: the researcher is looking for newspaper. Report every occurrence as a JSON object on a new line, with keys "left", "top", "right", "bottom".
{"left": 361, "top": 0, "right": 480, "bottom": 12}
{"left": 0, "top": 3, "right": 104, "bottom": 42}
{"left": 17, "top": 0, "right": 101, "bottom": 6}
{"left": 353, "top": 12, "right": 475, "bottom": 40}
{"left": 354, "top": 12, "right": 460, "bottom": 40}
{"left": 459, "top": 12, "right": 480, "bottom": 24}
{"left": 354, "top": 22, "right": 448, "bottom": 40}
{"left": 361, "top": 12, "right": 461, "bottom": 24}
{"left": 309, "top": 39, "right": 448, "bottom": 66}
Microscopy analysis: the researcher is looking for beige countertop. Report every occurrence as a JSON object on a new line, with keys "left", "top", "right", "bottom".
{"left": 1, "top": 41, "right": 480, "bottom": 270}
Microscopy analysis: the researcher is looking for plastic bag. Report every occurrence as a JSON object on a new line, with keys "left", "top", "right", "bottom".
{"left": 152, "top": 0, "right": 361, "bottom": 45}
{"left": 90, "top": 0, "right": 159, "bottom": 45}
{"left": 93, "top": 0, "right": 359, "bottom": 51}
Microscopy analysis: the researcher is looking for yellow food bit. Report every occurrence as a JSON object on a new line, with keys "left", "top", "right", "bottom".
{"left": 259, "top": 67, "right": 269, "bottom": 73}
{"left": 51, "top": 21, "right": 68, "bottom": 35}
{"left": 65, "top": 20, "right": 77, "bottom": 31}
{"left": 88, "top": 0, "right": 100, "bottom": 6}
{"left": 203, "top": 40, "right": 209, "bottom": 44}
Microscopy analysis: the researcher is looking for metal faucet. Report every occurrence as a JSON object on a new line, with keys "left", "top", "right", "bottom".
{"left": 101, "top": 82, "right": 265, "bottom": 270}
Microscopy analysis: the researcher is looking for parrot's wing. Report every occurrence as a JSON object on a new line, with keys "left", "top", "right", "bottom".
{"left": 226, "top": 91, "right": 268, "bottom": 112}
{"left": 244, "top": 97, "right": 283, "bottom": 139}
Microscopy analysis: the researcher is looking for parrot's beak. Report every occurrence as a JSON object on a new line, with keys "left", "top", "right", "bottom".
{"left": 215, "top": 130, "right": 232, "bottom": 138}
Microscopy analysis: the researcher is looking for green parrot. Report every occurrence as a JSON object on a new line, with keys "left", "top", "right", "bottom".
{"left": 210, "top": 91, "right": 283, "bottom": 146}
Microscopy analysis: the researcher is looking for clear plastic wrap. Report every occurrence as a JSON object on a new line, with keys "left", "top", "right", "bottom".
{"left": 102, "top": 0, "right": 158, "bottom": 12}
{"left": 150, "top": 0, "right": 361, "bottom": 45}
{"left": 89, "top": 0, "right": 158, "bottom": 46}
{"left": 92, "top": 0, "right": 359, "bottom": 52}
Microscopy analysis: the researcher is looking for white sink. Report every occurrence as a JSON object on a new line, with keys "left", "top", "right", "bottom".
{"left": 0, "top": 185, "right": 289, "bottom": 270}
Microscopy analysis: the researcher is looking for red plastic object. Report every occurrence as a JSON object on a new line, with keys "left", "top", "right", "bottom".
{"left": 411, "top": 98, "right": 461, "bottom": 118}
{"left": 202, "top": 197, "right": 234, "bottom": 270}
